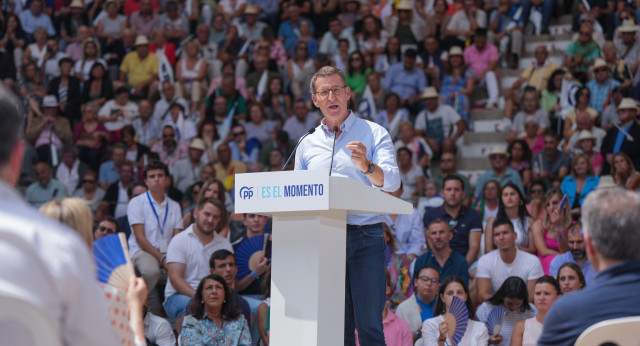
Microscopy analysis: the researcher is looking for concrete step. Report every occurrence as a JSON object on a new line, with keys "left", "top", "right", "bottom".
{"left": 457, "top": 157, "right": 491, "bottom": 171}
{"left": 525, "top": 39, "right": 572, "bottom": 54}
{"left": 473, "top": 118, "right": 511, "bottom": 132}
{"left": 528, "top": 33, "right": 572, "bottom": 43}
{"left": 553, "top": 14, "right": 574, "bottom": 26}
{"left": 471, "top": 108, "right": 504, "bottom": 121}
{"left": 464, "top": 131, "right": 509, "bottom": 144}
{"left": 549, "top": 24, "right": 572, "bottom": 36}
{"left": 460, "top": 142, "right": 509, "bottom": 158}
{"left": 458, "top": 170, "right": 485, "bottom": 188}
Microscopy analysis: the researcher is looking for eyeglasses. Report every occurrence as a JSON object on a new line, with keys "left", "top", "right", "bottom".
{"left": 99, "top": 226, "right": 116, "bottom": 234}
{"left": 233, "top": 131, "right": 246, "bottom": 137}
{"left": 530, "top": 188, "right": 544, "bottom": 194}
{"left": 418, "top": 276, "right": 438, "bottom": 285}
{"left": 596, "top": 68, "right": 608, "bottom": 73}
{"left": 83, "top": 179, "right": 95, "bottom": 183}
{"left": 314, "top": 86, "right": 347, "bottom": 98}
{"left": 490, "top": 155, "right": 506, "bottom": 160}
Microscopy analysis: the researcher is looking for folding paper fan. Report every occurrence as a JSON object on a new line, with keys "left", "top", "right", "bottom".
{"left": 485, "top": 306, "right": 507, "bottom": 336}
{"left": 443, "top": 296, "right": 469, "bottom": 346}
{"left": 93, "top": 233, "right": 135, "bottom": 291}
{"left": 235, "top": 234, "right": 270, "bottom": 279}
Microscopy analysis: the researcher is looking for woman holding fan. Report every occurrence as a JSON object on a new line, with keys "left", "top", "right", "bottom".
{"left": 421, "top": 275, "right": 489, "bottom": 345}
{"left": 476, "top": 277, "right": 536, "bottom": 346}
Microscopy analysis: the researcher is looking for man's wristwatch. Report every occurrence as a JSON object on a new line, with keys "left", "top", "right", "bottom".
{"left": 361, "top": 161, "right": 375, "bottom": 175}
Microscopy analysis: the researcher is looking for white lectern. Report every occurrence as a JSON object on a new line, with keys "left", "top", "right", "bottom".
{"left": 235, "top": 170, "right": 413, "bottom": 346}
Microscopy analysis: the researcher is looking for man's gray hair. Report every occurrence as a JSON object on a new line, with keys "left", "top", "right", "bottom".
{"left": 309, "top": 66, "right": 347, "bottom": 94}
{"left": 582, "top": 187, "right": 640, "bottom": 261}
{"left": 0, "top": 86, "right": 24, "bottom": 166}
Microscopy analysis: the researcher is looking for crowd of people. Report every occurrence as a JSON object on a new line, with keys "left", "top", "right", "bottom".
{"left": 3, "top": 0, "right": 640, "bottom": 344}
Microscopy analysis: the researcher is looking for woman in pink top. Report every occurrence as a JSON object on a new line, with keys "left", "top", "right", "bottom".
{"left": 531, "top": 189, "right": 570, "bottom": 274}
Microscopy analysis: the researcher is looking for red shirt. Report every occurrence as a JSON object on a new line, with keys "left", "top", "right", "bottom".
{"left": 123, "top": 0, "right": 159, "bottom": 16}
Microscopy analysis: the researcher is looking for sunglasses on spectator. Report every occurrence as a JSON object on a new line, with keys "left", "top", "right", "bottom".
{"left": 83, "top": 179, "right": 95, "bottom": 184}
{"left": 99, "top": 226, "right": 116, "bottom": 234}
{"left": 531, "top": 188, "right": 544, "bottom": 194}
{"left": 233, "top": 131, "right": 246, "bottom": 137}
{"left": 580, "top": 31, "right": 591, "bottom": 36}
{"left": 163, "top": 133, "right": 175, "bottom": 138}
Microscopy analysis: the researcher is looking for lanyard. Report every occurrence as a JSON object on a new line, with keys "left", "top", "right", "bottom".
{"left": 146, "top": 192, "right": 169, "bottom": 236}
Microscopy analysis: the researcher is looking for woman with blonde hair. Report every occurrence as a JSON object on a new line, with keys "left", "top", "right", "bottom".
{"left": 40, "top": 198, "right": 149, "bottom": 346}
{"left": 530, "top": 189, "right": 571, "bottom": 274}
{"left": 39, "top": 198, "right": 95, "bottom": 249}
{"left": 611, "top": 152, "right": 640, "bottom": 190}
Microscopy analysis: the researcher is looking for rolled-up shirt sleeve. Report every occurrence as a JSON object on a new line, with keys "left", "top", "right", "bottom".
{"left": 371, "top": 125, "right": 400, "bottom": 192}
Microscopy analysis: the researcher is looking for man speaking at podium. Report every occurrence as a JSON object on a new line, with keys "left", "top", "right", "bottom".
{"left": 294, "top": 66, "right": 401, "bottom": 345}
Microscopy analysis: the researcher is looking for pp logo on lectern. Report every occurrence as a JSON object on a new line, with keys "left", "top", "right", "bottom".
{"left": 239, "top": 186, "right": 254, "bottom": 200}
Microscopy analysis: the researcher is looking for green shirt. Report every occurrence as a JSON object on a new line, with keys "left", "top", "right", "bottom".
{"left": 567, "top": 40, "right": 601, "bottom": 73}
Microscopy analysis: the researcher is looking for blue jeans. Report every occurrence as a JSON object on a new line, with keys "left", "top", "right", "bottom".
{"left": 344, "top": 223, "right": 386, "bottom": 346}
{"left": 521, "top": 0, "right": 553, "bottom": 27}
{"left": 164, "top": 293, "right": 192, "bottom": 321}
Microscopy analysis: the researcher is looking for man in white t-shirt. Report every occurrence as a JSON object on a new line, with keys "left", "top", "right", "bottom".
{"left": 128, "top": 160, "right": 183, "bottom": 315}
{"left": 476, "top": 218, "right": 543, "bottom": 303}
{"left": 414, "top": 87, "right": 466, "bottom": 155}
{"left": 164, "top": 197, "right": 233, "bottom": 332}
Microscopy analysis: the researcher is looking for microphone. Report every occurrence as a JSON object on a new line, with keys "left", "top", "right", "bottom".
{"left": 282, "top": 128, "right": 316, "bottom": 171}
{"left": 329, "top": 126, "right": 338, "bottom": 176}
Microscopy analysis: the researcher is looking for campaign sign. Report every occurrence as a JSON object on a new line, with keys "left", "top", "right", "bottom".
{"left": 235, "top": 170, "right": 330, "bottom": 213}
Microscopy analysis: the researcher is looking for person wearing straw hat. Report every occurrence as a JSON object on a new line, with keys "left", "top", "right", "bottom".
{"left": 238, "top": 5, "right": 267, "bottom": 43}
{"left": 574, "top": 130, "right": 605, "bottom": 176}
{"left": 601, "top": 97, "right": 640, "bottom": 174}
{"left": 60, "top": 0, "right": 91, "bottom": 48}
{"left": 474, "top": 145, "right": 524, "bottom": 198}
{"left": 119, "top": 35, "right": 159, "bottom": 100}
{"left": 566, "top": 112, "right": 606, "bottom": 154}
{"left": 614, "top": 19, "right": 640, "bottom": 75}
{"left": 586, "top": 58, "right": 621, "bottom": 115}
{"left": 386, "top": 0, "right": 425, "bottom": 48}
{"left": 414, "top": 86, "right": 466, "bottom": 155}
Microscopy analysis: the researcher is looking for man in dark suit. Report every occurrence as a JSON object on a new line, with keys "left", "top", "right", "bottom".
{"left": 600, "top": 98, "right": 640, "bottom": 174}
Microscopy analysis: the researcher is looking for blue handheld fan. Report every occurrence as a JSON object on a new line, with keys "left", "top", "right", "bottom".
{"left": 235, "top": 234, "right": 269, "bottom": 280}
{"left": 444, "top": 296, "right": 469, "bottom": 346}
{"left": 485, "top": 306, "right": 506, "bottom": 336}
{"left": 93, "top": 233, "right": 134, "bottom": 291}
